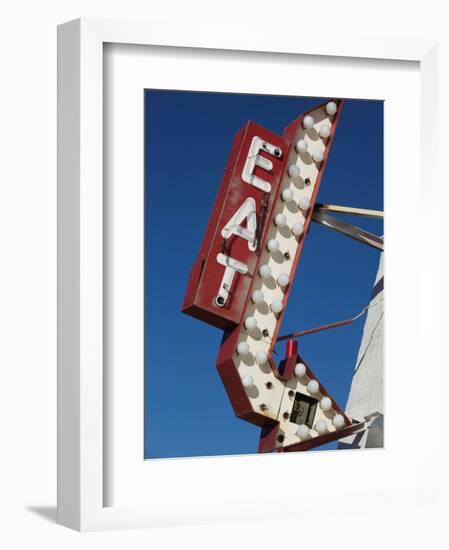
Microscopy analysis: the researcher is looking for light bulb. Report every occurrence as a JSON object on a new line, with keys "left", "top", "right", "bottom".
{"left": 296, "top": 424, "right": 310, "bottom": 440}
{"left": 267, "top": 239, "right": 279, "bottom": 252}
{"left": 294, "top": 363, "right": 306, "bottom": 377}
{"left": 237, "top": 341, "right": 250, "bottom": 356}
{"left": 255, "top": 350, "right": 268, "bottom": 365}
{"left": 259, "top": 264, "right": 272, "bottom": 279}
{"left": 320, "top": 397, "right": 332, "bottom": 411}
{"left": 244, "top": 317, "right": 257, "bottom": 331}
{"left": 333, "top": 414, "right": 345, "bottom": 429}
{"left": 298, "top": 196, "right": 310, "bottom": 211}
{"left": 315, "top": 419, "right": 328, "bottom": 434}
{"left": 326, "top": 101, "right": 337, "bottom": 115}
{"left": 319, "top": 125, "right": 331, "bottom": 139}
{"left": 277, "top": 273, "right": 289, "bottom": 287}
{"left": 307, "top": 379, "right": 319, "bottom": 394}
{"left": 251, "top": 289, "right": 264, "bottom": 304}
{"left": 281, "top": 188, "right": 294, "bottom": 202}
{"left": 274, "top": 213, "right": 287, "bottom": 227}
{"left": 270, "top": 299, "right": 283, "bottom": 314}
{"left": 303, "top": 115, "right": 315, "bottom": 129}
{"left": 241, "top": 375, "right": 254, "bottom": 388}
{"left": 312, "top": 150, "right": 324, "bottom": 163}
{"left": 291, "top": 222, "right": 304, "bottom": 237}
{"left": 288, "top": 164, "right": 300, "bottom": 178}
{"left": 295, "top": 139, "right": 308, "bottom": 153}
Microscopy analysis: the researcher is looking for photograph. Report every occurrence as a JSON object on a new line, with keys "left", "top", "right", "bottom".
{"left": 144, "top": 90, "right": 383, "bottom": 458}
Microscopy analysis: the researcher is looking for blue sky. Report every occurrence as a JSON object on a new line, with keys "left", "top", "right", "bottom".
{"left": 144, "top": 90, "right": 383, "bottom": 459}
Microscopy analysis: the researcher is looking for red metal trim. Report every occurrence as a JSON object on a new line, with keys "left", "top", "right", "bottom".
{"left": 216, "top": 327, "right": 275, "bottom": 426}
{"left": 279, "top": 421, "right": 365, "bottom": 452}
{"left": 277, "top": 354, "right": 296, "bottom": 381}
{"left": 285, "top": 339, "right": 297, "bottom": 358}
{"left": 182, "top": 122, "right": 289, "bottom": 330}
{"left": 258, "top": 421, "right": 280, "bottom": 453}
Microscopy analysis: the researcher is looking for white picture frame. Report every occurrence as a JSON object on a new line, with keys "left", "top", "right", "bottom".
{"left": 57, "top": 17, "right": 440, "bottom": 531}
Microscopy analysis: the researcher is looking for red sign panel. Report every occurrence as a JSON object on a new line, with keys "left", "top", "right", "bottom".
{"left": 182, "top": 121, "right": 289, "bottom": 330}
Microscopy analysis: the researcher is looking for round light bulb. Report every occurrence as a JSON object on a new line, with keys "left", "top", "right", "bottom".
{"left": 291, "top": 222, "right": 304, "bottom": 237}
{"left": 288, "top": 164, "right": 301, "bottom": 179}
{"left": 326, "top": 101, "right": 337, "bottom": 115}
{"left": 307, "top": 379, "right": 319, "bottom": 394}
{"left": 312, "top": 149, "right": 324, "bottom": 163}
{"left": 295, "top": 139, "right": 308, "bottom": 153}
{"left": 320, "top": 397, "right": 332, "bottom": 411}
{"left": 303, "top": 115, "right": 315, "bottom": 129}
{"left": 267, "top": 239, "right": 280, "bottom": 252}
{"left": 318, "top": 125, "right": 331, "bottom": 139}
{"left": 296, "top": 424, "right": 310, "bottom": 440}
{"left": 333, "top": 414, "right": 345, "bottom": 429}
{"left": 251, "top": 289, "right": 264, "bottom": 304}
{"left": 270, "top": 299, "right": 283, "bottom": 314}
{"left": 294, "top": 363, "right": 306, "bottom": 377}
{"left": 315, "top": 419, "right": 328, "bottom": 434}
{"left": 274, "top": 213, "right": 287, "bottom": 227}
{"left": 255, "top": 350, "right": 268, "bottom": 365}
{"left": 241, "top": 375, "right": 254, "bottom": 388}
{"left": 259, "top": 264, "right": 272, "bottom": 279}
{"left": 244, "top": 317, "right": 257, "bottom": 331}
{"left": 281, "top": 188, "right": 294, "bottom": 202}
{"left": 237, "top": 341, "right": 250, "bottom": 356}
{"left": 298, "top": 196, "right": 311, "bottom": 211}
{"left": 277, "top": 273, "right": 289, "bottom": 287}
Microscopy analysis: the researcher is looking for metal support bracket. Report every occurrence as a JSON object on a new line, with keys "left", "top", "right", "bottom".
{"left": 315, "top": 203, "right": 383, "bottom": 219}
{"left": 312, "top": 210, "right": 384, "bottom": 251}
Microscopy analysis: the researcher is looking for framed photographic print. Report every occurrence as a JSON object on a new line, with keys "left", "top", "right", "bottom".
{"left": 145, "top": 90, "right": 383, "bottom": 459}
{"left": 58, "top": 17, "right": 440, "bottom": 531}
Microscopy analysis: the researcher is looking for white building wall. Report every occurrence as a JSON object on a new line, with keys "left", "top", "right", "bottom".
{"left": 339, "top": 253, "right": 384, "bottom": 449}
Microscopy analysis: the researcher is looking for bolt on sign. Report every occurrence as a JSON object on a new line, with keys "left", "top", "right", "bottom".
{"left": 182, "top": 100, "right": 365, "bottom": 452}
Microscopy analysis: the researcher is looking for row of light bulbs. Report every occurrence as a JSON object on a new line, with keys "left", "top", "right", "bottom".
{"left": 291, "top": 146, "right": 324, "bottom": 166}
{"left": 295, "top": 100, "right": 337, "bottom": 166}
{"left": 281, "top": 185, "right": 311, "bottom": 213}
{"left": 303, "top": 101, "right": 338, "bottom": 130}
{"left": 237, "top": 101, "right": 339, "bottom": 431}
{"left": 264, "top": 191, "right": 307, "bottom": 280}
{"left": 266, "top": 228, "right": 304, "bottom": 252}
{"left": 273, "top": 202, "right": 306, "bottom": 243}
{"left": 274, "top": 149, "right": 313, "bottom": 247}
{"left": 286, "top": 103, "right": 341, "bottom": 440}
{"left": 239, "top": 356, "right": 345, "bottom": 428}
{"left": 247, "top": 109, "right": 336, "bottom": 325}
{"left": 243, "top": 252, "right": 293, "bottom": 329}
{"left": 237, "top": 342, "right": 268, "bottom": 364}
{"left": 241, "top": 366, "right": 345, "bottom": 439}
{"left": 296, "top": 412, "right": 345, "bottom": 440}
{"left": 272, "top": 104, "right": 338, "bottom": 252}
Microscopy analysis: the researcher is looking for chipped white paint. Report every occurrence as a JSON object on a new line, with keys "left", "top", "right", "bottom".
{"left": 241, "top": 136, "right": 280, "bottom": 192}
{"left": 221, "top": 197, "right": 258, "bottom": 251}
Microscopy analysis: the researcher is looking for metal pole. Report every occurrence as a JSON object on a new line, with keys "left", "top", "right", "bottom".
{"left": 277, "top": 305, "right": 368, "bottom": 342}
{"left": 312, "top": 210, "right": 384, "bottom": 251}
